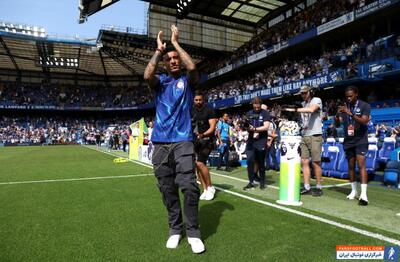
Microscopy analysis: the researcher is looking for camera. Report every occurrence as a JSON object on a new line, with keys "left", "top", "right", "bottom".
{"left": 239, "top": 114, "right": 259, "bottom": 131}
{"left": 239, "top": 118, "right": 251, "bottom": 130}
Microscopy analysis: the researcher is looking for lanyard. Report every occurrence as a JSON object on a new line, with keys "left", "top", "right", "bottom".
{"left": 347, "top": 100, "right": 359, "bottom": 125}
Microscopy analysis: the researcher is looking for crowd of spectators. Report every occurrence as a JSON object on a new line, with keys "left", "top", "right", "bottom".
{"left": 207, "top": 34, "right": 400, "bottom": 102}
{"left": 0, "top": 82, "right": 152, "bottom": 108}
{"left": 202, "top": 0, "right": 375, "bottom": 74}
{"left": 0, "top": 116, "right": 133, "bottom": 146}
{"left": 1, "top": 34, "right": 399, "bottom": 109}
{"left": 1, "top": 110, "right": 399, "bottom": 158}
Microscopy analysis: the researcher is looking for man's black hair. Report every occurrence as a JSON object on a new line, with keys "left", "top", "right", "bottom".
{"left": 194, "top": 90, "right": 205, "bottom": 97}
{"left": 162, "top": 45, "right": 177, "bottom": 59}
{"left": 345, "top": 85, "right": 359, "bottom": 94}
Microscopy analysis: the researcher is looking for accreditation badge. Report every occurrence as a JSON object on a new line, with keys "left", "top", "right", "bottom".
{"left": 347, "top": 124, "right": 355, "bottom": 136}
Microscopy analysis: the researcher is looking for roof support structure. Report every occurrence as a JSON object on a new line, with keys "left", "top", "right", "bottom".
{"left": 75, "top": 46, "right": 82, "bottom": 85}
{"left": 0, "top": 36, "right": 20, "bottom": 75}
{"left": 102, "top": 48, "right": 137, "bottom": 75}
{"left": 36, "top": 41, "right": 51, "bottom": 79}
{"left": 98, "top": 50, "right": 109, "bottom": 83}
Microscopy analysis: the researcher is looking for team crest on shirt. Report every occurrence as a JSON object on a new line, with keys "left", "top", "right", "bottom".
{"left": 356, "top": 108, "right": 361, "bottom": 113}
{"left": 176, "top": 80, "right": 185, "bottom": 89}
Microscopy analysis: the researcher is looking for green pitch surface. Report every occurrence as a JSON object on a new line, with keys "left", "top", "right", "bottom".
{"left": 0, "top": 146, "right": 399, "bottom": 261}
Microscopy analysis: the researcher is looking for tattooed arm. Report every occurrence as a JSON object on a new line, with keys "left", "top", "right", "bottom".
{"left": 143, "top": 31, "right": 166, "bottom": 89}
{"left": 170, "top": 24, "right": 199, "bottom": 85}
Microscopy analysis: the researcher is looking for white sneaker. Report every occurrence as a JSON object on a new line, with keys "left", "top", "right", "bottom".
{"left": 199, "top": 190, "right": 208, "bottom": 200}
{"left": 187, "top": 237, "right": 205, "bottom": 254}
{"left": 346, "top": 191, "right": 358, "bottom": 200}
{"left": 204, "top": 186, "right": 215, "bottom": 201}
{"left": 359, "top": 194, "right": 369, "bottom": 202}
{"left": 166, "top": 235, "right": 181, "bottom": 249}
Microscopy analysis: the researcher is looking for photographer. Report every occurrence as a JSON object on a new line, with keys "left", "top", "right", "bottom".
{"left": 335, "top": 86, "right": 371, "bottom": 206}
{"left": 283, "top": 84, "right": 323, "bottom": 197}
{"left": 243, "top": 97, "right": 271, "bottom": 190}
{"left": 216, "top": 113, "right": 233, "bottom": 171}
{"left": 192, "top": 91, "right": 218, "bottom": 201}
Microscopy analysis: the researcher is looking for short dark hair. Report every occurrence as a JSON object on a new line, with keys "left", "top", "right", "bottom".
{"left": 194, "top": 90, "right": 204, "bottom": 97}
{"left": 162, "top": 46, "right": 177, "bottom": 60}
{"left": 251, "top": 97, "right": 263, "bottom": 105}
{"left": 345, "top": 85, "right": 359, "bottom": 94}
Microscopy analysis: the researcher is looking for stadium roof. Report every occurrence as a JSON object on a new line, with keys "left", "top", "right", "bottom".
{"left": 0, "top": 31, "right": 139, "bottom": 77}
{"left": 144, "top": 0, "right": 290, "bottom": 25}
{"left": 99, "top": 26, "right": 212, "bottom": 62}
{"left": 80, "top": 0, "right": 299, "bottom": 27}
{"left": 78, "top": 0, "right": 307, "bottom": 53}
{"left": 0, "top": 29, "right": 213, "bottom": 79}
{"left": 78, "top": 0, "right": 121, "bottom": 23}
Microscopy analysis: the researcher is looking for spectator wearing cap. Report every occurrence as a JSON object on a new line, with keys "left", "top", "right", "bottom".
{"left": 283, "top": 84, "right": 323, "bottom": 197}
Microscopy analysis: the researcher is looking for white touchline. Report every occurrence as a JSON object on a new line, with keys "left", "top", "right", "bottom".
{"left": 84, "top": 146, "right": 350, "bottom": 190}
{"left": 84, "top": 145, "right": 400, "bottom": 246}
{"left": 0, "top": 174, "right": 153, "bottom": 185}
{"left": 214, "top": 186, "right": 400, "bottom": 246}
{"left": 209, "top": 171, "right": 350, "bottom": 189}
{"left": 210, "top": 171, "right": 279, "bottom": 189}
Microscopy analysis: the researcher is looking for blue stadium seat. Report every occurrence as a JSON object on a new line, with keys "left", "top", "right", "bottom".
{"left": 330, "top": 153, "right": 349, "bottom": 179}
{"left": 368, "top": 137, "right": 378, "bottom": 145}
{"left": 383, "top": 161, "right": 400, "bottom": 187}
{"left": 322, "top": 146, "right": 340, "bottom": 176}
{"left": 326, "top": 137, "right": 336, "bottom": 146}
{"left": 322, "top": 143, "right": 330, "bottom": 158}
{"left": 366, "top": 144, "right": 379, "bottom": 174}
{"left": 378, "top": 137, "right": 396, "bottom": 163}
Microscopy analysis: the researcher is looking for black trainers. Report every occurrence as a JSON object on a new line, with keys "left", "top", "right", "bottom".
{"left": 358, "top": 198, "right": 368, "bottom": 206}
{"left": 225, "top": 167, "right": 232, "bottom": 172}
{"left": 312, "top": 188, "right": 323, "bottom": 197}
{"left": 260, "top": 184, "right": 266, "bottom": 190}
{"left": 243, "top": 183, "right": 255, "bottom": 190}
{"left": 300, "top": 187, "right": 312, "bottom": 195}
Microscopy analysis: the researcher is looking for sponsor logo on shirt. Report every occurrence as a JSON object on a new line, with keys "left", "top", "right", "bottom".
{"left": 177, "top": 80, "right": 185, "bottom": 89}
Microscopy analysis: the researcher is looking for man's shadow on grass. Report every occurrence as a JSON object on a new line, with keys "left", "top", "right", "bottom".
{"left": 199, "top": 191, "right": 235, "bottom": 240}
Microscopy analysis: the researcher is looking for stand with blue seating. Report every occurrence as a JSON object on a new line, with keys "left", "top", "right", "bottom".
{"left": 383, "top": 147, "right": 400, "bottom": 187}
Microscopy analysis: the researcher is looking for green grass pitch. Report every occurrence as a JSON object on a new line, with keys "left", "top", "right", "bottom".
{"left": 0, "top": 145, "right": 399, "bottom": 261}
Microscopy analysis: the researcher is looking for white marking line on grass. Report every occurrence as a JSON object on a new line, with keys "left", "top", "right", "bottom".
{"left": 84, "top": 146, "right": 350, "bottom": 190}
{"left": 209, "top": 171, "right": 351, "bottom": 189}
{"left": 84, "top": 146, "right": 400, "bottom": 246}
{"left": 214, "top": 186, "right": 400, "bottom": 246}
{"left": 0, "top": 174, "right": 153, "bottom": 185}
{"left": 397, "top": 213, "right": 400, "bottom": 217}
{"left": 210, "top": 172, "right": 277, "bottom": 189}
{"left": 83, "top": 145, "right": 152, "bottom": 169}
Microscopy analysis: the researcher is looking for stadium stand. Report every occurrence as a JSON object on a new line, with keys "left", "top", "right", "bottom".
{"left": 1, "top": 0, "right": 400, "bottom": 182}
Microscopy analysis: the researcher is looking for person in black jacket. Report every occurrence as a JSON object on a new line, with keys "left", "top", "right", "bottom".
{"left": 192, "top": 91, "right": 217, "bottom": 201}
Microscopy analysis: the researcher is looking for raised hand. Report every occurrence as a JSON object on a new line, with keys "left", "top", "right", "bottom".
{"left": 171, "top": 24, "right": 179, "bottom": 44}
{"left": 157, "top": 31, "right": 166, "bottom": 52}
